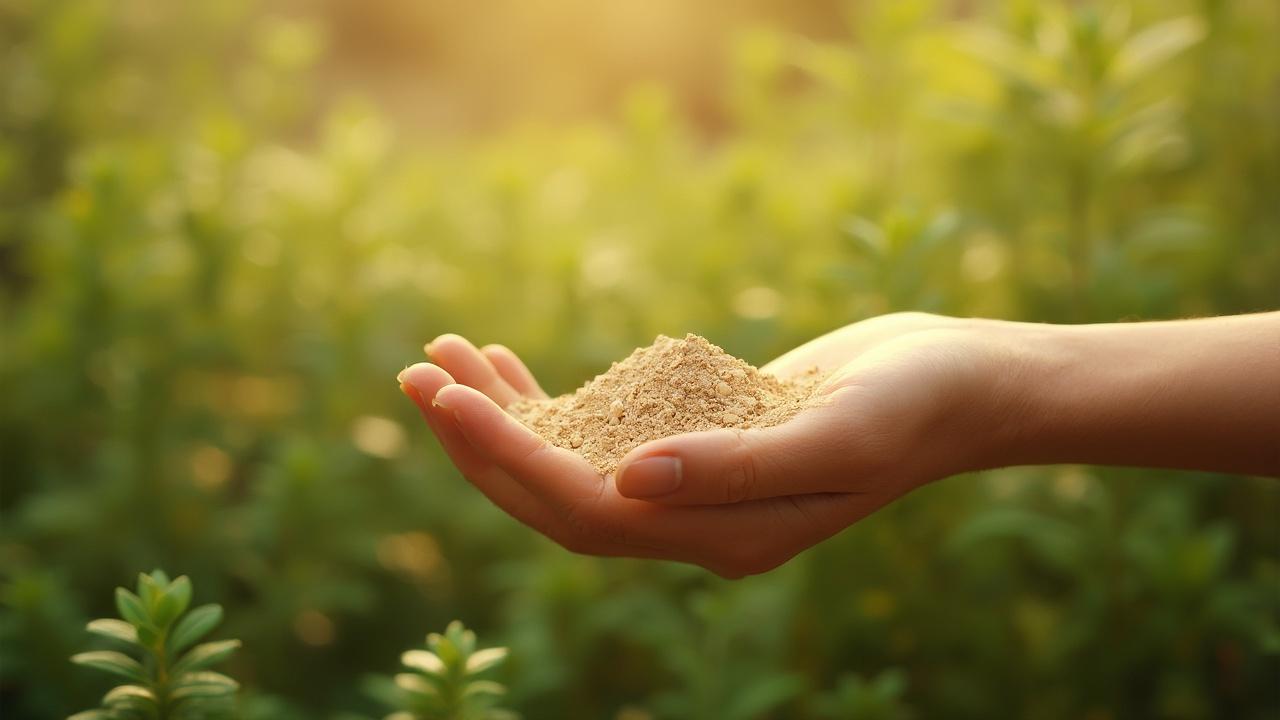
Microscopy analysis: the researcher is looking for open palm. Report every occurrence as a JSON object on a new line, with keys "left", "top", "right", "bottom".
{"left": 399, "top": 313, "right": 998, "bottom": 577}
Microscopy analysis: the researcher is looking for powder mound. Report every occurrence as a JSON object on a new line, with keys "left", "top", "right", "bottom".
{"left": 508, "top": 334, "right": 827, "bottom": 476}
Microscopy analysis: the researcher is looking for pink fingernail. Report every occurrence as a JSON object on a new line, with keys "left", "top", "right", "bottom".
{"left": 400, "top": 381, "right": 422, "bottom": 403}
{"left": 431, "top": 386, "right": 460, "bottom": 411}
{"left": 618, "top": 456, "right": 682, "bottom": 498}
{"left": 432, "top": 387, "right": 482, "bottom": 447}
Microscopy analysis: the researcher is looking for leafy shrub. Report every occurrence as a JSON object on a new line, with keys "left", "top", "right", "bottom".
{"left": 1, "top": 1, "right": 1277, "bottom": 718}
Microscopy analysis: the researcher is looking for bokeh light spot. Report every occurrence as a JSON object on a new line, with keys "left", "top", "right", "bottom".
{"left": 351, "top": 415, "right": 407, "bottom": 459}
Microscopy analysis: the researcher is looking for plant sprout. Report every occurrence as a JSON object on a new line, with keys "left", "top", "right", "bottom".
{"left": 69, "top": 570, "right": 240, "bottom": 720}
{"left": 377, "top": 620, "right": 516, "bottom": 720}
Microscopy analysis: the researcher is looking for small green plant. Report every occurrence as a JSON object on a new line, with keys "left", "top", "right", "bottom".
{"left": 69, "top": 570, "right": 240, "bottom": 720}
{"left": 374, "top": 621, "right": 516, "bottom": 720}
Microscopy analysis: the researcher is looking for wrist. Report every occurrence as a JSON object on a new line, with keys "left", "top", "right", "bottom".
{"left": 974, "top": 315, "right": 1280, "bottom": 475}
{"left": 955, "top": 320, "right": 1085, "bottom": 473}
{"left": 891, "top": 319, "right": 1064, "bottom": 478}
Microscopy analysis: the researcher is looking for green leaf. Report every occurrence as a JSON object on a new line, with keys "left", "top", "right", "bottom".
{"left": 455, "top": 627, "right": 477, "bottom": 657}
{"left": 115, "top": 588, "right": 150, "bottom": 628}
{"left": 1110, "top": 16, "right": 1206, "bottom": 87}
{"left": 136, "top": 573, "right": 162, "bottom": 612}
{"left": 464, "top": 647, "right": 507, "bottom": 675}
{"left": 87, "top": 618, "right": 139, "bottom": 645}
{"left": 152, "top": 576, "right": 192, "bottom": 629}
{"left": 173, "top": 670, "right": 239, "bottom": 692}
{"left": 841, "top": 217, "right": 886, "bottom": 258}
{"left": 429, "top": 634, "right": 462, "bottom": 668}
{"left": 171, "top": 639, "right": 240, "bottom": 676}
{"left": 169, "top": 681, "right": 237, "bottom": 701}
{"left": 393, "top": 672, "right": 439, "bottom": 698}
{"left": 71, "top": 651, "right": 148, "bottom": 683}
{"left": 136, "top": 623, "right": 161, "bottom": 649}
{"left": 168, "top": 604, "right": 223, "bottom": 654}
{"left": 361, "top": 673, "right": 403, "bottom": 708}
{"left": 953, "top": 25, "right": 1058, "bottom": 91}
{"left": 103, "top": 684, "right": 158, "bottom": 711}
{"left": 947, "top": 508, "right": 1082, "bottom": 571}
{"left": 462, "top": 680, "right": 507, "bottom": 699}
{"left": 67, "top": 711, "right": 113, "bottom": 720}
{"left": 872, "top": 668, "right": 908, "bottom": 699}
{"left": 401, "top": 650, "right": 445, "bottom": 675}
{"left": 149, "top": 569, "right": 171, "bottom": 586}
{"left": 724, "top": 672, "right": 804, "bottom": 720}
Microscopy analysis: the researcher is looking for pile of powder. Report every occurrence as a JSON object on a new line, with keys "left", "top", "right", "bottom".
{"left": 507, "top": 334, "right": 827, "bottom": 476}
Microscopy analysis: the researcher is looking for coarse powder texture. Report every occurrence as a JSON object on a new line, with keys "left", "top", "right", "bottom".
{"left": 507, "top": 334, "right": 827, "bottom": 476}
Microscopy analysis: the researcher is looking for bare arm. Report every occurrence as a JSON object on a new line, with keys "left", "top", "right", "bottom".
{"left": 986, "top": 312, "right": 1280, "bottom": 477}
{"left": 400, "top": 311, "right": 1279, "bottom": 578}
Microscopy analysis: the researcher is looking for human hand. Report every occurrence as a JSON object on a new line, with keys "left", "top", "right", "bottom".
{"left": 398, "top": 313, "right": 1018, "bottom": 577}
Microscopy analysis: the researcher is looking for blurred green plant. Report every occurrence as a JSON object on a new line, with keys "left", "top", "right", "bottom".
{"left": 68, "top": 571, "right": 239, "bottom": 720}
{"left": 1, "top": 0, "right": 1277, "bottom": 718}
{"left": 368, "top": 621, "right": 515, "bottom": 720}
{"left": 811, "top": 669, "right": 911, "bottom": 720}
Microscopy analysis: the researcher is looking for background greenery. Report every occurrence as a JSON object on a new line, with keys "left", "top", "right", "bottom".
{"left": 2, "top": 0, "right": 1278, "bottom": 717}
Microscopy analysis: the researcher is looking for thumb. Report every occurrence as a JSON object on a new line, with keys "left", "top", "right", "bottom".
{"left": 614, "top": 388, "right": 873, "bottom": 505}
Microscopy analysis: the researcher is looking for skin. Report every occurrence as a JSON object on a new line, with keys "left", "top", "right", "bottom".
{"left": 397, "top": 312, "right": 1280, "bottom": 579}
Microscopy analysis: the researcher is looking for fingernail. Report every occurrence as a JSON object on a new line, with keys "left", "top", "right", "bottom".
{"left": 431, "top": 385, "right": 460, "bottom": 411}
{"left": 425, "top": 333, "right": 456, "bottom": 357}
{"left": 618, "top": 456, "right": 682, "bottom": 498}
{"left": 399, "top": 379, "right": 429, "bottom": 412}
{"left": 432, "top": 384, "right": 468, "bottom": 412}
{"left": 431, "top": 386, "right": 480, "bottom": 446}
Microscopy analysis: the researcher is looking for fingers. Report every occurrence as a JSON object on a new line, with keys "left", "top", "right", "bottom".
{"left": 399, "top": 365, "right": 665, "bottom": 560}
{"left": 481, "top": 344, "right": 548, "bottom": 399}
{"left": 406, "top": 373, "right": 889, "bottom": 578}
{"left": 401, "top": 363, "right": 556, "bottom": 530}
{"left": 428, "top": 383, "right": 667, "bottom": 553}
{"left": 614, "top": 390, "right": 865, "bottom": 505}
{"left": 432, "top": 384, "right": 605, "bottom": 502}
{"left": 428, "top": 385, "right": 838, "bottom": 570}
{"left": 399, "top": 363, "right": 501, "bottom": 479}
{"left": 425, "top": 334, "right": 523, "bottom": 408}
{"left": 397, "top": 362, "right": 452, "bottom": 415}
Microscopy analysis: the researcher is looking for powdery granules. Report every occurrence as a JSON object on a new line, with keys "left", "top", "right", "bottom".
{"left": 507, "top": 334, "right": 827, "bottom": 476}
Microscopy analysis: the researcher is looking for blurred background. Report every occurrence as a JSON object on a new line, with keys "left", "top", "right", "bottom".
{"left": 2, "top": 0, "right": 1278, "bottom": 717}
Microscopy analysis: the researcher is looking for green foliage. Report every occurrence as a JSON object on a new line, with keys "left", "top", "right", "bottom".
{"left": 811, "top": 669, "right": 911, "bottom": 720}
{"left": 69, "top": 571, "right": 239, "bottom": 720}
{"left": 369, "top": 621, "right": 515, "bottom": 720}
{"left": 2, "top": 1, "right": 1278, "bottom": 719}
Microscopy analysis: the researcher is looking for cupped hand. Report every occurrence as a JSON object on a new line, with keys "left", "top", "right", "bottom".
{"left": 399, "top": 313, "right": 1017, "bottom": 577}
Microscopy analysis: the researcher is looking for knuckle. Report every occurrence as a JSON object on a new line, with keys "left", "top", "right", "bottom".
{"left": 514, "top": 435, "right": 552, "bottom": 464}
{"left": 562, "top": 498, "right": 598, "bottom": 536}
{"left": 721, "top": 430, "right": 758, "bottom": 503}
{"left": 562, "top": 497, "right": 630, "bottom": 547}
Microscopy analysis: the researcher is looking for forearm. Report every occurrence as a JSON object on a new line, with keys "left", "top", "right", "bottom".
{"left": 986, "top": 313, "right": 1280, "bottom": 477}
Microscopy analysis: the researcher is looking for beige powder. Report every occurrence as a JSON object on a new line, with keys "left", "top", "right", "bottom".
{"left": 507, "top": 334, "right": 827, "bottom": 476}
